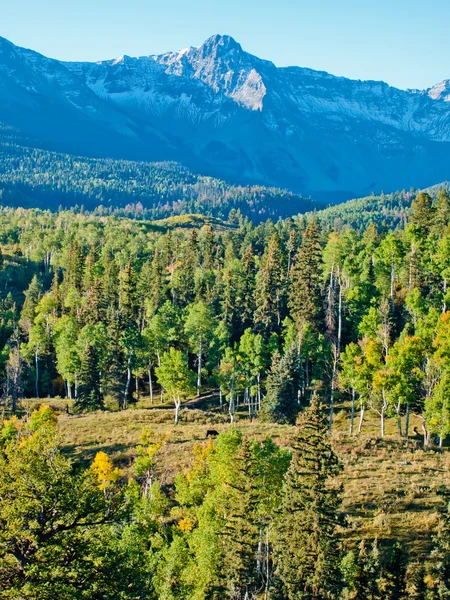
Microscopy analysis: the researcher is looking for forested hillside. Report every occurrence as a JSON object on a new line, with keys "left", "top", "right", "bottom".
{"left": 1, "top": 188, "right": 450, "bottom": 598}
{"left": 0, "top": 125, "right": 320, "bottom": 222}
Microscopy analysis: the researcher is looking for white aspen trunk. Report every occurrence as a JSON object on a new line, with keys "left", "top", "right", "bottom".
{"left": 174, "top": 396, "right": 181, "bottom": 425}
{"left": 75, "top": 373, "right": 78, "bottom": 398}
{"left": 276, "top": 289, "right": 281, "bottom": 326}
{"left": 257, "top": 373, "right": 261, "bottom": 410}
{"left": 123, "top": 358, "right": 131, "bottom": 410}
{"left": 350, "top": 387, "right": 355, "bottom": 435}
{"left": 390, "top": 261, "right": 395, "bottom": 312}
{"left": 337, "top": 276, "right": 342, "bottom": 353}
{"left": 135, "top": 376, "right": 139, "bottom": 402}
{"left": 421, "top": 418, "right": 429, "bottom": 447}
{"left": 405, "top": 403, "right": 410, "bottom": 438}
{"left": 358, "top": 402, "right": 365, "bottom": 434}
{"left": 219, "top": 388, "right": 223, "bottom": 408}
{"left": 229, "top": 392, "right": 235, "bottom": 424}
{"left": 257, "top": 526, "right": 264, "bottom": 573}
{"left": 328, "top": 266, "right": 334, "bottom": 330}
{"left": 197, "top": 336, "right": 202, "bottom": 396}
{"left": 380, "top": 399, "right": 387, "bottom": 437}
{"left": 148, "top": 366, "right": 153, "bottom": 403}
{"left": 408, "top": 244, "right": 415, "bottom": 292}
{"left": 264, "top": 527, "right": 270, "bottom": 599}
{"left": 396, "top": 400, "right": 403, "bottom": 437}
{"left": 35, "top": 346, "right": 39, "bottom": 398}
{"left": 444, "top": 278, "right": 447, "bottom": 314}
{"left": 67, "top": 380, "right": 72, "bottom": 400}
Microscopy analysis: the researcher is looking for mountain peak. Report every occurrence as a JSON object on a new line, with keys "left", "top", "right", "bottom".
{"left": 198, "top": 34, "right": 243, "bottom": 57}
{"left": 428, "top": 79, "right": 450, "bottom": 102}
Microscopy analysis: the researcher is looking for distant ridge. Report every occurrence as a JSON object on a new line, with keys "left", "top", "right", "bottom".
{"left": 1, "top": 34, "right": 450, "bottom": 198}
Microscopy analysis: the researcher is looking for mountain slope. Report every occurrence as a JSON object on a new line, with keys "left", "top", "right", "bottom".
{"left": 2, "top": 34, "right": 450, "bottom": 198}
{"left": 0, "top": 130, "right": 320, "bottom": 221}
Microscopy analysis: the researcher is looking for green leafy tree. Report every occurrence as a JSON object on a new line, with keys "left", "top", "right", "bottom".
{"left": 184, "top": 301, "right": 215, "bottom": 395}
{"left": 155, "top": 347, "right": 196, "bottom": 424}
{"left": 0, "top": 420, "right": 140, "bottom": 600}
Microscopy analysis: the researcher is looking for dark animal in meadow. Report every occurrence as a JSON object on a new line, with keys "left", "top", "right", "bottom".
{"left": 206, "top": 430, "right": 219, "bottom": 438}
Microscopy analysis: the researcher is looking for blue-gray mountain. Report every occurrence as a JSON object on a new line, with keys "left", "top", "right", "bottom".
{"left": 2, "top": 33, "right": 450, "bottom": 200}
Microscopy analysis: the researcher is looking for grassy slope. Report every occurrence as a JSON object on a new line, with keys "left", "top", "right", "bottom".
{"left": 26, "top": 396, "right": 449, "bottom": 557}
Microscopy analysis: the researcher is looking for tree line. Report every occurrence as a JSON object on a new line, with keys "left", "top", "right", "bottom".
{"left": 0, "top": 190, "right": 449, "bottom": 442}
{"left": 0, "top": 135, "right": 318, "bottom": 221}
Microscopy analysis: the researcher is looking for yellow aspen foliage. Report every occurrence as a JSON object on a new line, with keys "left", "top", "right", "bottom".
{"left": 178, "top": 516, "right": 194, "bottom": 533}
{"left": 29, "top": 404, "right": 57, "bottom": 432}
{"left": 1, "top": 415, "right": 23, "bottom": 445}
{"left": 185, "top": 439, "right": 213, "bottom": 483}
{"left": 90, "top": 451, "right": 121, "bottom": 490}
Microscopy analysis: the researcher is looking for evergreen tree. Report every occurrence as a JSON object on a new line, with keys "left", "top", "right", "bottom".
{"left": 434, "top": 189, "right": 450, "bottom": 234}
{"left": 410, "top": 191, "right": 434, "bottom": 234}
{"left": 260, "top": 345, "right": 301, "bottom": 424}
{"left": 289, "top": 218, "right": 323, "bottom": 331}
{"left": 65, "top": 241, "right": 85, "bottom": 292}
{"left": 272, "top": 392, "right": 343, "bottom": 599}
{"left": 254, "top": 233, "right": 286, "bottom": 334}
{"left": 75, "top": 344, "right": 104, "bottom": 412}
{"left": 407, "top": 562, "right": 427, "bottom": 600}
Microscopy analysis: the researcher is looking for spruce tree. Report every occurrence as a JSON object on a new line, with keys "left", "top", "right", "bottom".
{"left": 410, "top": 191, "right": 434, "bottom": 234}
{"left": 75, "top": 345, "right": 104, "bottom": 412}
{"left": 385, "top": 542, "right": 408, "bottom": 600}
{"left": 408, "top": 562, "right": 427, "bottom": 600}
{"left": 272, "top": 392, "right": 343, "bottom": 600}
{"left": 254, "top": 233, "right": 286, "bottom": 335}
{"left": 216, "top": 437, "right": 260, "bottom": 599}
{"left": 289, "top": 218, "right": 323, "bottom": 331}
{"left": 434, "top": 189, "right": 450, "bottom": 233}
{"left": 260, "top": 345, "right": 301, "bottom": 424}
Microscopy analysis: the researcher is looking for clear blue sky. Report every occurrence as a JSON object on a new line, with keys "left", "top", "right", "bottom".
{"left": 3, "top": 0, "right": 449, "bottom": 90}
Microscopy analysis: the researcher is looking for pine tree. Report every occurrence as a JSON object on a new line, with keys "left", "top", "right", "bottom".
{"left": 118, "top": 261, "right": 136, "bottom": 324}
{"left": 216, "top": 437, "right": 260, "bottom": 598}
{"left": 410, "top": 191, "right": 434, "bottom": 234}
{"left": 348, "top": 540, "right": 383, "bottom": 600}
{"left": 65, "top": 241, "right": 85, "bottom": 292}
{"left": 407, "top": 562, "right": 427, "bottom": 600}
{"left": 385, "top": 542, "right": 408, "bottom": 600}
{"left": 260, "top": 345, "right": 301, "bottom": 424}
{"left": 272, "top": 392, "right": 343, "bottom": 599}
{"left": 105, "top": 307, "right": 124, "bottom": 407}
{"left": 254, "top": 233, "right": 286, "bottom": 334}
{"left": 75, "top": 345, "right": 104, "bottom": 412}
{"left": 289, "top": 219, "right": 323, "bottom": 331}
{"left": 434, "top": 189, "right": 450, "bottom": 234}
{"left": 20, "top": 275, "right": 43, "bottom": 334}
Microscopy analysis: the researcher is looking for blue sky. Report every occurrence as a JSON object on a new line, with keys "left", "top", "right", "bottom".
{"left": 3, "top": 0, "right": 449, "bottom": 90}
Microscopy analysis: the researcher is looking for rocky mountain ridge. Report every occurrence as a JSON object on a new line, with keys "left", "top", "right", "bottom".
{"left": 2, "top": 33, "right": 450, "bottom": 199}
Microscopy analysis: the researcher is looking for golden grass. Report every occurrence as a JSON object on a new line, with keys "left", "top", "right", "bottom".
{"left": 49, "top": 401, "right": 450, "bottom": 555}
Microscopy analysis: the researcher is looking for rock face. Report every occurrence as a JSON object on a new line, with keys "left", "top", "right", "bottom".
{"left": 2, "top": 33, "right": 450, "bottom": 199}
